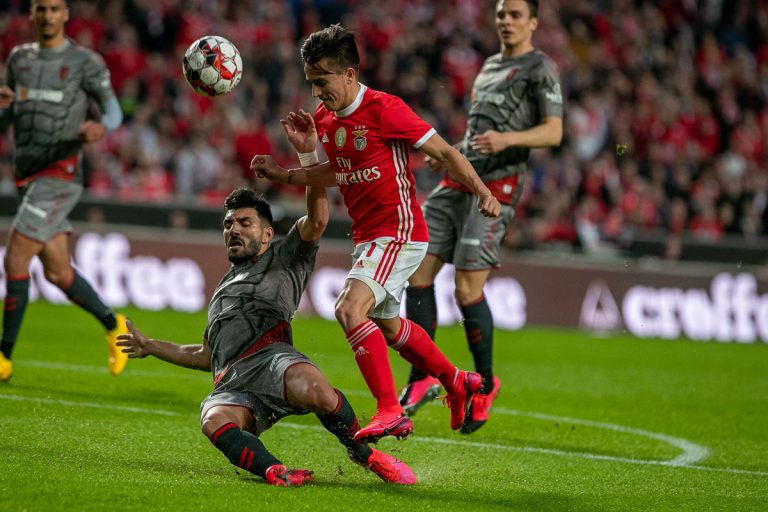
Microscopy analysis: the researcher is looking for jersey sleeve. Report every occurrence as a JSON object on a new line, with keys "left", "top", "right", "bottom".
{"left": 0, "top": 49, "right": 18, "bottom": 131}
{"left": 82, "top": 49, "right": 118, "bottom": 107}
{"left": 380, "top": 95, "right": 436, "bottom": 148}
{"left": 275, "top": 223, "right": 319, "bottom": 272}
{"left": 532, "top": 57, "right": 563, "bottom": 119}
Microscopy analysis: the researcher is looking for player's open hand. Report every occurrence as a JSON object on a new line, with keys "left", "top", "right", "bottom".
{"left": 471, "top": 130, "right": 508, "bottom": 154}
{"left": 78, "top": 121, "right": 107, "bottom": 143}
{"left": 116, "top": 320, "right": 150, "bottom": 359}
{"left": 0, "top": 86, "right": 15, "bottom": 109}
{"left": 477, "top": 191, "right": 501, "bottom": 218}
{"left": 280, "top": 109, "right": 317, "bottom": 153}
{"left": 250, "top": 154, "right": 283, "bottom": 181}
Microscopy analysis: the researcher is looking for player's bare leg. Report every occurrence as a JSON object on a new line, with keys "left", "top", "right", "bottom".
{"left": 455, "top": 269, "right": 500, "bottom": 434}
{"left": 39, "top": 233, "right": 128, "bottom": 375}
{"left": 285, "top": 363, "right": 415, "bottom": 484}
{"left": 335, "top": 279, "right": 412, "bottom": 443}
{"left": 202, "top": 404, "right": 313, "bottom": 487}
{"left": 400, "top": 254, "right": 444, "bottom": 413}
{"left": 1, "top": 231, "right": 43, "bottom": 380}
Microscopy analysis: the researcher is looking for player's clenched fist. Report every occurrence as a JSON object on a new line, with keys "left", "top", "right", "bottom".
{"left": 251, "top": 154, "right": 281, "bottom": 180}
{"left": 0, "top": 86, "right": 15, "bottom": 109}
{"left": 477, "top": 192, "right": 501, "bottom": 218}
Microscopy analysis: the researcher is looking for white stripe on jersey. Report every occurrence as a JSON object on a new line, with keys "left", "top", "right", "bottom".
{"left": 392, "top": 141, "right": 413, "bottom": 241}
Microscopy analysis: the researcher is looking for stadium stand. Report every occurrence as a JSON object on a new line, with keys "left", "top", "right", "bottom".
{"left": 1, "top": 0, "right": 766, "bottom": 263}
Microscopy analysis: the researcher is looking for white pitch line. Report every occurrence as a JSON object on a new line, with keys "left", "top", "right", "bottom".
{"left": 0, "top": 393, "right": 181, "bottom": 416}
{"left": 492, "top": 407, "right": 710, "bottom": 466}
{"left": 5, "top": 362, "right": 765, "bottom": 477}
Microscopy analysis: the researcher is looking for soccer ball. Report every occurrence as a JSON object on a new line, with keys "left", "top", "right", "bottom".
{"left": 182, "top": 35, "right": 243, "bottom": 97}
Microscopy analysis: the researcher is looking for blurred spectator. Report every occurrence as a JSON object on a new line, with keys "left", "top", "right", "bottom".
{"left": 0, "top": 0, "right": 765, "bottom": 253}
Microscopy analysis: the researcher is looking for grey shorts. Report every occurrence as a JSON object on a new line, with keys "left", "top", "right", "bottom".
{"left": 423, "top": 186, "right": 514, "bottom": 270}
{"left": 200, "top": 342, "right": 318, "bottom": 436}
{"left": 13, "top": 178, "right": 82, "bottom": 243}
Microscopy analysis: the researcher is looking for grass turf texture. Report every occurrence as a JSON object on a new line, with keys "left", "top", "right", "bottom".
{"left": 0, "top": 302, "right": 766, "bottom": 511}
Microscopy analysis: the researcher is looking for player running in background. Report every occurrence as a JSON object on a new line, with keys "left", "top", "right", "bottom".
{"left": 400, "top": 0, "right": 563, "bottom": 433}
{"left": 0, "top": 0, "right": 127, "bottom": 382}
{"left": 251, "top": 24, "right": 501, "bottom": 443}
{"left": 116, "top": 187, "right": 416, "bottom": 487}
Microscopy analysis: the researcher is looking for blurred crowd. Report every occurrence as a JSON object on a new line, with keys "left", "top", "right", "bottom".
{"left": 0, "top": 0, "right": 767, "bottom": 255}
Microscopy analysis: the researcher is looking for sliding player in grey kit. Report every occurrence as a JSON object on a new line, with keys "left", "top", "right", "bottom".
{"left": 0, "top": 0, "right": 128, "bottom": 382}
{"left": 117, "top": 186, "right": 416, "bottom": 487}
{"left": 400, "top": 0, "right": 563, "bottom": 433}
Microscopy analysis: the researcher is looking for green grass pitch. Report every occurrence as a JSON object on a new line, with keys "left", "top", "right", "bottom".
{"left": 1, "top": 302, "right": 766, "bottom": 511}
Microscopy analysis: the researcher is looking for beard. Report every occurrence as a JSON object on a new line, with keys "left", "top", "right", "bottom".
{"left": 227, "top": 239, "right": 260, "bottom": 265}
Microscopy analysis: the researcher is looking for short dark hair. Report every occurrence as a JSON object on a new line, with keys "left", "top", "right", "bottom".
{"left": 223, "top": 188, "right": 273, "bottom": 226}
{"left": 500, "top": 0, "right": 538, "bottom": 18}
{"left": 300, "top": 24, "right": 360, "bottom": 73}
{"left": 526, "top": 0, "right": 539, "bottom": 17}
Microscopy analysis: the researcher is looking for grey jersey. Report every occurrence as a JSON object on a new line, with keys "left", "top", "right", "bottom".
{"left": 204, "top": 225, "right": 319, "bottom": 382}
{"left": 1, "top": 39, "right": 117, "bottom": 182}
{"left": 459, "top": 49, "right": 563, "bottom": 181}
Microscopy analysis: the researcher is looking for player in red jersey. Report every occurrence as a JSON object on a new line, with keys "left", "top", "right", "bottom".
{"left": 252, "top": 24, "right": 501, "bottom": 443}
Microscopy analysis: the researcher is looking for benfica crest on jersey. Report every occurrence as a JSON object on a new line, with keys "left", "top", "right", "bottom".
{"left": 352, "top": 129, "right": 368, "bottom": 151}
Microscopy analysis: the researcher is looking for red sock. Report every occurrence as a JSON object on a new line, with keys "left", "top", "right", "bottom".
{"left": 389, "top": 318, "right": 460, "bottom": 393}
{"left": 345, "top": 321, "right": 401, "bottom": 412}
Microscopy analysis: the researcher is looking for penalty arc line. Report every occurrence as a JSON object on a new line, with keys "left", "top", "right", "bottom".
{"left": 1, "top": 391, "right": 766, "bottom": 477}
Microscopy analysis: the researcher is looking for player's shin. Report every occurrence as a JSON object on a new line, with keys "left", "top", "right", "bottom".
{"left": 345, "top": 321, "right": 401, "bottom": 412}
{"left": 1, "top": 275, "right": 31, "bottom": 359}
{"left": 388, "top": 318, "right": 458, "bottom": 393}
{"left": 404, "top": 285, "right": 437, "bottom": 383}
{"left": 209, "top": 422, "right": 281, "bottom": 479}
{"left": 316, "top": 389, "right": 372, "bottom": 464}
{"left": 460, "top": 297, "right": 495, "bottom": 393}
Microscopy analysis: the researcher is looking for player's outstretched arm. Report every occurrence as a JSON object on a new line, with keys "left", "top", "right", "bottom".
{"left": 419, "top": 133, "right": 501, "bottom": 217}
{"left": 251, "top": 154, "right": 337, "bottom": 187}
{"left": 116, "top": 320, "right": 211, "bottom": 372}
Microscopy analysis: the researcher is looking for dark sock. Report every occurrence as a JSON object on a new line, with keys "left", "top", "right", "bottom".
{"left": 61, "top": 271, "right": 116, "bottom": 330}
{"left": 210, "top": 423, "right": 280, "bottom": 478}
{"left": 317, "top": 389, "right": 372, "bottom": 464}
{"left": 1, "top": 275, "right": 31, "bottom": 359}
{"left": 460, "top": 297, "right": 495, "bottom": 394}
{"left": 405, "top": 285, "right": 437, "bottom": 383}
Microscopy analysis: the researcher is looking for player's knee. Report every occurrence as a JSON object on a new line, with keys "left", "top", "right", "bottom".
{"left": 201, "top": 412, "right": 228, "bottom": 439}
{"left": 454, "top": 286, "right": 482, "bottom": 306}
{"left": 44, "top": 267, "right": 72, "bottom": 289}
{"left": 3, "top": 248, "right": 30, "bottom": 275}
{"left": 297, "top": 380, "right": 338, "bottom": 414}
{"left": 334, "top": 300, "right": 358, "bottom": 331}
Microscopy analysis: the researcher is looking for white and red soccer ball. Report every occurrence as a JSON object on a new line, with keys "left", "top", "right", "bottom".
{"left": 182, "top": 35, "right": 243, "bottom": 97}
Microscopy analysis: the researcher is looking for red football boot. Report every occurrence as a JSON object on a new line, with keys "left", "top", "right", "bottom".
{"left": 353, "top": 410, "right": 414, "bottom": 444}
{"left": 265, "top": 465, "right": 314, "bottom": 487}
{"left": 444, "top": 371, "right": 483, "bottom": 430}
{"left": 461, "top": 376, "right": 502, "bottom": 434}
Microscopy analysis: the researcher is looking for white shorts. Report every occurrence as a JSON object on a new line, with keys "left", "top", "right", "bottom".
{"left": 348, "top": 237, "right": 429, "bottom": 319}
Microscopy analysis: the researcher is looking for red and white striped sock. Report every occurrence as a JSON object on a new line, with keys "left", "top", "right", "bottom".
{"left": 346, "top": 320, "right": 401, "bottom": 413}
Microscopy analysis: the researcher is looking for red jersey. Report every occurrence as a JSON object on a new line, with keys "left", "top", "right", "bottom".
{"left": 315, "top": 85, "right": 434, "bottom": 244}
